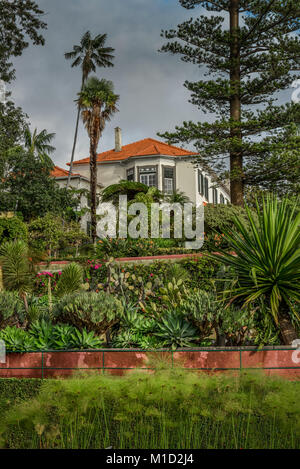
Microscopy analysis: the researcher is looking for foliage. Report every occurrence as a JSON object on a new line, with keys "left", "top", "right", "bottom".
{"left": 245, "top": 124, "right": 300, "bottom": 199}
{"left": 203, "top": 203, "right": 255, "bottom": 250}
{"left": 0, "top": 291, "right": 25, "bottom": 329}
{"left": 0, "top": 326, "right": 34, "bottom": 352}
{"left": 0, "top": 240, "right": 34, "bottom": 300}
{"left": 155, "top": 312, "right": 198, "bottom": 350}
{"left": 55, "top": 263, "right": 84, "bottom": 298}
{"left": 28, "top": 214, "right": 87, "bottom": 257}
{"left": 0, "top": 322, "right": 103, "bottom": 352}
{"left": 24, "top": 127, "right": 55, "bottom": 168}
{"left": 2, "top": 370, "right": 298, "bottom": 449}
{"left": 210, "top": 196, "right": 300, "bottom": 344}
{"left": 101, "top": 180, "right": 150, "bottom": 204}
{"left": 0, "top": 215, "right": 28, "bottom": 244}
{"left": 159, "top": 0, "right": 300, "bottom": 204}
{"left": 96, "top": 237, "right": 180, "bottom": 259}
{"left": 85, "top": 257, "right": 220, "bottom": 296}
{"left": 0, "top": 100, "right": 28, "bottom": 170}
{"left": 0, "top": 0, "right": 46, "bottom": 83}
{"left": 0, "top": 148, "right": 77, "bottom": 221}
{"left": 53, "top": 292, "right": 124, "bottom": 335}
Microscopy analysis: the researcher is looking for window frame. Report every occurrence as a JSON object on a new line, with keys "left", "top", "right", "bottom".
{"left": 137, "top": 165, "right": 158, "bottom": 188}
{"left": 162, "top": 165, "right": 176, "bottom": 194}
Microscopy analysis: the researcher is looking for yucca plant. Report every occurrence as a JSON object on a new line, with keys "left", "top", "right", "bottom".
{"left": 0, "top": 241, "right": 34, "bottom": 312}
{"left": 55, "top": 263, "right": 84, "bottom": 298}
{"left": 210, "top": 196, "right": 300, "bottom": 345}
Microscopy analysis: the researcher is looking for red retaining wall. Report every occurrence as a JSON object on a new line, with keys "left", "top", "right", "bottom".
{"left": 0, "top": 348, "right": 299, "bottom": 380}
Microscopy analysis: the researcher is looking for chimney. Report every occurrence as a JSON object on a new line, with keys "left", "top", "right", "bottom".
{"left": 115, "top": 127, "right": 122, "bottom": 152}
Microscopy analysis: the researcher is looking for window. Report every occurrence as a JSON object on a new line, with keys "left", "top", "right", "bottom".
{"left": 163, "top": 166, "right": 175, "bottom": 194}
{"left": 213, "top": 188, "right": 218, "bottom": 204}
{"left": 226, "top": 198, "right": 230, "bottom": 205}
{"left": 127, "top": 168, "right": 135, "bottom": 182}
{"left": 220, "top": 193, "right": 225, "bottom": 204}
{"left": 138, "top": 166, "right": 157, "bottom": 188}
{"left": 204, "top": 177, "right": 209, "bottom": 201}
{"left": 198, "top": 171, "right": 204, "bottom": 195}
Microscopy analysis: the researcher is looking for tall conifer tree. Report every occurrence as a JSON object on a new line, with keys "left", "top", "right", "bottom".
{"left": 159, "top": 0, "right": 300, "bottom": 205}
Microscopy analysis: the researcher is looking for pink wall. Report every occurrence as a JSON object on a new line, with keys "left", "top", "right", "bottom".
{"left": 0, "top": 348, "right": 299, "bottom": 380}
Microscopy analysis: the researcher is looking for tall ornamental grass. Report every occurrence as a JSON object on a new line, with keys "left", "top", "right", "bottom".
{"left": 0, "top": 368, "right": 299, "bottom": 449}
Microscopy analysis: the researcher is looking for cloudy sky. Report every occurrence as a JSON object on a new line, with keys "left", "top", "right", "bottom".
{"left": 9, "top": 0, "right": 294, "bottom": 169}
{"left": 9, "top": 0, "right": 206, "bottom": 168}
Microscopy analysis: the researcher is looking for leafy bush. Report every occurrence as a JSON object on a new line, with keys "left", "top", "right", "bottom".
{"left": 0, "top": 291, "right": 25, "bottom": 328}
{"left": 203, "top": 203, "right": 256, "bottom": 250}
{"left": 0, "top": 216, "right": 28, "bottom": 244}
{"left": 1, "top": 371, "right": 298, "bottom": 449}
{"left": 53, "top": 292, "right": 124, "bottom": 335}
{"left": 181, "top": 290, "right": 256, "bottom": 346}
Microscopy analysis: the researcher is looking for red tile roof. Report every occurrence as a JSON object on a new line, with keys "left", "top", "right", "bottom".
{"left": 70, "top": 138, "right": 197, "bottom": 166}
{"left": 51, "top": 166, "right": 80, "bottom": 178}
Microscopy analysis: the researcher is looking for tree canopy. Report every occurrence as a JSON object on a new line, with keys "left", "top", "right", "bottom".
{"left": 0, "top": 0, "right": 47, "bottom": 83}
{"left": 0, "top": 147, "right": 77, "bottom": 221}
{"left": 159, "top": 0, "right": 300, "bottom": 205}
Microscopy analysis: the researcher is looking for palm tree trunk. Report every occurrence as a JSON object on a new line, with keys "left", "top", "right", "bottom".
{"left": 278, "top": 302, "right": 298, "bottom": 345}
{"left": 67, "top": 105, "right": 81, "bottom": 190}
{"left": 90, "top": 140, "right": 98, "bottom": 244}
{"left": 229, "top": 0, "right": 244, "bottom": 206}
{"left": 67, "top": 77, "right": 85, "bottom": 190}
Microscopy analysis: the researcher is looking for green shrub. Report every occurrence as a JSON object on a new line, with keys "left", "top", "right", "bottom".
{"left": 53, "top": 292, "right": 124, "bottom": 335}
{"left": 181, "top": 290, "right": 256, "bottom": 346}
{"left": 204, "top": 203, "right": 255, "bottom": 250}
{"left": 0, "top": 291, "right": 25, "bottom": 328}
{"left": 1, "top": 371, "right": 299, "bottom": 449}
{"left": 0, "top": 216, "right": 28, "bottom": 244}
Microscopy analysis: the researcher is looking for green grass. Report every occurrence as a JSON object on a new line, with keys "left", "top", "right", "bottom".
{"left": 0, "top": 370, "right": 299, "bottom": 449}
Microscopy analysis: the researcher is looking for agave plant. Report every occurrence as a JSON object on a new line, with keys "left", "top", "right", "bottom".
{"left": 0, "top": 326, "right": 34, "bottom": 352}
{"left": 70, "top": 328, "right": 103, "bottom": 349}
{"left": 155, "top": 312, "right": 198, "bottom": 350}
{"left": 210, "top": 196, "right": 300, "bottom": 345}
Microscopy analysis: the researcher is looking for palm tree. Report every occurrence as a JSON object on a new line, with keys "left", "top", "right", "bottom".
{"left": 24, "top": 127, "right": 55, "bottom": 168}
{"left": 166, "top": 190, "right": 190, "bottom": 205}
{"left": 65, "top": 32, "right": 115, "bottom": 189}
{"left": 77, "top": 77, "right": 119, "bottom": 243}
{"left": 101, "top": 180, "right": 150, "bottom": 205}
